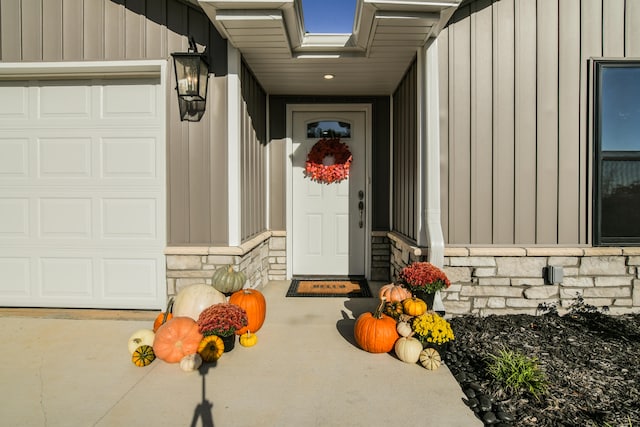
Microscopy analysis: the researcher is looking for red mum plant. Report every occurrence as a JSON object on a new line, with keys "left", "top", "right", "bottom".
{"left": 197, "top": 303, "right": 248, "bottom": 337}
{"left": 304, "top": 138, "right": 353, "bottom": 184}
{"left": 400, "top": 262, "right": 451, "bottom": 294}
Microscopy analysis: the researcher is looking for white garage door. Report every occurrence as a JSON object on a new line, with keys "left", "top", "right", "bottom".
{"left": 0, "top": 77, "right": 166, "bottom": 310}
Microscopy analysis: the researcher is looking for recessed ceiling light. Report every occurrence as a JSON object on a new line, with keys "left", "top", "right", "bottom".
{"left": 323, "top": 74, "right": 335, "bottom": 80}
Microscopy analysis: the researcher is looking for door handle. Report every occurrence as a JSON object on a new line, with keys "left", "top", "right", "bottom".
{"left": 358, "top": 199, "right": 364, "bottom": 228}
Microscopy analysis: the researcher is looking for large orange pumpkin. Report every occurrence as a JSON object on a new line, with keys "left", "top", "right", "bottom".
{"left": 354, "top": 299, "right": 399, "bottom": 353}
{"left": 229, "top": 289, "right": 266, "bottom": 335}
{"left": 153, "top": 317, "right": 203, "bottom": 363}
{"left": 378, "top": 283, "right": 412, "bottom": 303}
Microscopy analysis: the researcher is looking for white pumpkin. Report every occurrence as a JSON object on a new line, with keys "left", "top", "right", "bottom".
{"left": 128, "top": 329, "right": 155, "bottom": 354}
{"left": 396, "top": 321, "right": 413, "bottom": 338}
{"left": 420, "top": 347, "right": 442, "bottom": 370}
{"left": 394, "top": 336, "right": 423, "bottom": 364}
{"left": 180, "top": 353, "right": 203, "bottom": 372}
{"left": 173, "top": 284, "right": 226, "bottom": 321}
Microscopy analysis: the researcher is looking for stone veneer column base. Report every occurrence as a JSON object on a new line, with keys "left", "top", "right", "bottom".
{"left": 165, "top": 230, "right": 287, "bottom": 297}
{"left": 371, "top": 231, "right": 391, "bottom": 281}
{"left": 386, "top": 231, "right": 640, "bottom": 317}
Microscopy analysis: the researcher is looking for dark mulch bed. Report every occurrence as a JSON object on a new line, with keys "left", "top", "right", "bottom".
{"left": 445, "top": 301, "right": 640, "bottom": 426}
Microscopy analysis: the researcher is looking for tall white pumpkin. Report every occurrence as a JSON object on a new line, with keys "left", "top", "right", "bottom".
{"left": 173, "top": 284, "right": 226, "bottom": 321}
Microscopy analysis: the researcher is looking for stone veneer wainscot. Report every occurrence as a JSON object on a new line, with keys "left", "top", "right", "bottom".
{"left": 388, "top": 232, "right": 640, "bottom": 316}
{"left": 166, "top": 231, "right": 392, "bottom": 296}
{"left": 165, "top": 231, "right": 286, "bottom": 297}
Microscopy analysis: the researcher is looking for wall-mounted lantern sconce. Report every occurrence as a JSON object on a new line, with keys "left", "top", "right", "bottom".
{"left": 171, "top": 37, "right": 209, "bottom": 122}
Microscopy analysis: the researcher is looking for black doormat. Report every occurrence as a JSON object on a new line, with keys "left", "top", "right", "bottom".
{"left": 286, "top": 277, "right": 371, "bottom": 298}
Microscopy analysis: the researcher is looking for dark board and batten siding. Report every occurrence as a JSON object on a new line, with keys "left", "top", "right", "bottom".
{"left": 240, "top": 60, "right": 268, "bottom": 242}
{"left": 0, "top": 0, "right": 232, "bottom": 245}
{"left": 439, "top": 0, "right": 640, "bottom": 246}
{"left": 392, "top": 59, "right": 418, "bottom": 242}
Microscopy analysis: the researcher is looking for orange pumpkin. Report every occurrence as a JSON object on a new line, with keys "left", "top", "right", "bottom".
{"left": 229, "top": 289, "right": 266, "bottom": 335}
{"left": 378, "top": 283, "right": 412, "bottom": 303}
{"left": 153, "top": 298, "right": 174, "bottom": 332}
{"left": 153, "top": 317, "right": 203, "bottom": 363}
{"left": 354, "top": 299, "right": 399, "bottom": 353}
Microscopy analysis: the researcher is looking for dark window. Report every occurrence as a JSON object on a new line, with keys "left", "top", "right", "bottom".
{"left": 306, "top": 121, "right": 351, "bottom": 138}
{"left": 594, "top": 61, "right": 640, "bottom": 245}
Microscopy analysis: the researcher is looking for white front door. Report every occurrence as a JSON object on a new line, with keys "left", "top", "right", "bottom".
{"left": 290, "top": 108, "right": 368, "bottom": 277}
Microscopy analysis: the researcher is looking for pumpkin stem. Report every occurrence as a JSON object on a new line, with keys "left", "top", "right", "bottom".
{"left": 162, "top": 297, "right": 174, "bottom": 324}
{"left": 373, "top": 298, "right": 387, "bottom": 319}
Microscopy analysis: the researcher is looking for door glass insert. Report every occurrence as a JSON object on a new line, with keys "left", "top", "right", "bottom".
{"left": 307, "top": 121, "right": 351, "bottom": 138}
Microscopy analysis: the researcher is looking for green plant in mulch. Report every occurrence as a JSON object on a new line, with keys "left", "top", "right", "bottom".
{"left": 486, "top": 347, "right": 548, "bottom": 401}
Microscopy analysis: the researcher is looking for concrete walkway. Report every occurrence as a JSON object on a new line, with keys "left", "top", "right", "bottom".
{"left": 0, "top": 281, "right": 481, "bottom": 427}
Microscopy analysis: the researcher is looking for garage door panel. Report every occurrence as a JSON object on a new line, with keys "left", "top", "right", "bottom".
{"left": 0, "top": 77, "right": 165, "bottom": 309}
{"left": 0, "top": 84, "right": 28, "bottom": 118}
{"left": 0, "top": 198, "right": 30, "bottom": 237}
{"left": 102, "top": 81, "right": 158, "bottom": 119}
{"left": 40, "top": 257, "right": 93, "bottom": 297}
{"left": 101, "top": 198, "right": 157, "bottom": 239}
{"left": 38, "top": 82, "right": 92, "bottom": 119}
{"left": 0, "top": 138, "right": 29, "bottom": 176}
{"left": 0, "top": 249, "right": 164, "bottom": 308}
{"left": 1, "top": 78, "right": 161, "bottom": 126}
{"left": 38, "top": 137, "right": 92, "bottom": 177}
{"left": 0, "top": 258, "right": 30, "bottom": 296}
{"left": 0, "top": 133, "right": 162, "bottom": 185}
{"left": 102, "top": 258, "right": 158, "bottom": 299}
{"left": 39, "top": 198, "right": 92, "bottom": 238}
{"left": 101, "top": 137, "right": 157, "bottom": 178}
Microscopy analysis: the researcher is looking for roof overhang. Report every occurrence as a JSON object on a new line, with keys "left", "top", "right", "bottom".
{"left": 198, "top": 0, "right": 460, "bottom": 95}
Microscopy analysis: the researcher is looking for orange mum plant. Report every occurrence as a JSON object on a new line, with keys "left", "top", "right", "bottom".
{"left": 197, "top": 303, "right": 248, "bottom": 337}
{"left": 400, "top": 262, "right": 451, "bottom": 294}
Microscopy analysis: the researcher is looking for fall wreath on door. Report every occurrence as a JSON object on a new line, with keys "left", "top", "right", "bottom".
{"left": 304, "top": 137, "right": 353, "bottom": 184}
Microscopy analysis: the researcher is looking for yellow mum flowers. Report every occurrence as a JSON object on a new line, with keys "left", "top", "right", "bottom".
{"left": 412, "top": 312, "right": 455, "bottom": 345}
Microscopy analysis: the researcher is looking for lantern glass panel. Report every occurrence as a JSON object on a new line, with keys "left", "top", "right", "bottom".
{"left": 173, "top": 53, "right": 208, "bottom": 102}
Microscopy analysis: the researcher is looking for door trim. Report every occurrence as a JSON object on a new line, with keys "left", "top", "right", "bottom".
{"left": 285, "top": 104, "right": 373, "bottom": 280}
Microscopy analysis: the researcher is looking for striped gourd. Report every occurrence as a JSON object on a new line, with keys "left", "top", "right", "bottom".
{"left": 132, "top": 345, "right": 156, "bottom": 367}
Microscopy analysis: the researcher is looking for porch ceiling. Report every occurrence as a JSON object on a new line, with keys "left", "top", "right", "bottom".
{"left": 198, "top": 0, "right": 461, "bottom": 95}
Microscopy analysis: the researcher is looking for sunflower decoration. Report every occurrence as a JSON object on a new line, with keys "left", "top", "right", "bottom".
{"left": 304, "top": 137, "right": 353, "bottom": 184}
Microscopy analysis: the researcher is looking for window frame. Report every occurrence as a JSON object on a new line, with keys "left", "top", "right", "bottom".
{"left": 593, "top": 59, "right": 640, "bottom": 246}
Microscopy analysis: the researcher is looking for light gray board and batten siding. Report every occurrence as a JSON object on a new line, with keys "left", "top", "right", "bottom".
{"left": 0, "top": 0, "right": 257, "bottom": 246}
{"left": 438, "top": 0, "right": 640, "bottom": 246}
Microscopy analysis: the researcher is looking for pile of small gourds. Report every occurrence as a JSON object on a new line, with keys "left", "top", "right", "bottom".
{"left": 353, "top": 283, "right": 451, "bottom": 370}
{"left": 127, "top": 265, "right": 266, "bottom": 372}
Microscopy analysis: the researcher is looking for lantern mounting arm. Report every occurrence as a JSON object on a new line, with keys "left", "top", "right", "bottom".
{"left": 188, "top": 36, "right": 198, "bottom": 53}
